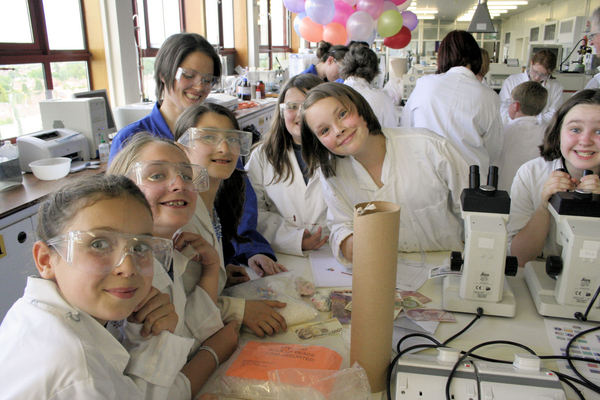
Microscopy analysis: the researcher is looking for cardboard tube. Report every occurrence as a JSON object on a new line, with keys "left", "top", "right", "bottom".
{"left": 350, "top": 201, "right": 400, "bottom": 393}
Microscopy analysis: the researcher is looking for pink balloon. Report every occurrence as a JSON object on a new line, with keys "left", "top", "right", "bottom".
{"left": 396, "top": 0, "right": 410, "bottom": 11}
{"left": 402, "top": 10, "right": 418, "bottom": 31}
{"left": 346, "top": 10, "right": 374, "bottom": 42}
{"left": 299, "top": 16, "right": 324, "bottom": 42}
{"left": 323, "top": 22, "right": 348, "bottom": 45}
{"left": 356, "top": 0, "right": 384, "bottom": 20}
{"left": 383, "top": 25, "right": 411, "bottom": 49}
{"left": 333, "top": 0, "right": 355, "bottom": 26}
{"left": 342, "top": 0, "right": 357, "bottom": 5}
{"left": 391, "top": 0, "right": 408, "bottom": 4}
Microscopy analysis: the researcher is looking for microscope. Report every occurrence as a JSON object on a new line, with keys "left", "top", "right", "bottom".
{"left": 442, "top": 166, "right": 518, "bottom": 317}
{"left": 524, "top": 176, "right": 600, "bottom": 321}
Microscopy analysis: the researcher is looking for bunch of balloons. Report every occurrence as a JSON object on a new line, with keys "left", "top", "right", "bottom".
{"left": 286, "top": 0, "right": 417, "bottom": 49}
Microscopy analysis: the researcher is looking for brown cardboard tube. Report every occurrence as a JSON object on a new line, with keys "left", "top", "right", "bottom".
{"left": 350, "top": 201, "right": 400, "bottom": 393}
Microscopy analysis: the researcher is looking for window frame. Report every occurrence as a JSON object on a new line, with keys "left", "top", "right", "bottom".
{"left": 131, "top": 0, "right": 186, "bottom": 59}
{"left": 259, "top": 0, "right": 291, "bottom": 69}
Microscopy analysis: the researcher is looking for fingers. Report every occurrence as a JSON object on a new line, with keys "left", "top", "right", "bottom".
{"left": 140, "top": 305, "right": 178, "bottom": 336}
{"left": 243, "top": 300, "right": 287, "bottom": 337}
{"left": 225, "top": 264, "right": 250, "bottom": 287}
{"left": 301, "top": 226, "right": 329, "bottom": 251}
{"left": 173, "top": 231, "right": 220, "bottom": 268}
{"left": 578, "top": 174, "right": 600, "bottom": 193}
{"left": 247, "top": 262, "right": 265, "bottom": 277}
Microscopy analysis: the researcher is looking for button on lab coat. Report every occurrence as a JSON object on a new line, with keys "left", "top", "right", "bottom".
{"left": 402, "top": 66, "right": 503, "bottom": 176}
{"left": 322, "top": 128, "right": 469, "bottom": 263}
{"left": 245, "top": 145, "right": 328, "bottom": 256}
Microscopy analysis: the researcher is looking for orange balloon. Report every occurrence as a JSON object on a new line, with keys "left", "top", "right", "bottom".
{"left": 299, "top": 16, "right": 324, "bottom": 43}
{"left": 323, "top": 22, "right": 348, "bottom": 45}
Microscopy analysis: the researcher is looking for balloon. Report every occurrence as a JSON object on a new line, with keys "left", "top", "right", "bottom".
{"left": 356, "top": 0, "right": 384, "bottom": 20}
{"left": 293, "top": 12, "right": 307, "bottom": 36}
{"left": 306, "top": 0, "right": 335, "bottom": 25}
{"left": 396, "top": 0, "right": 410, "bottom": 11}
{"left": 342, "top": 0, "right": 357, "bottom": 5}
{"left": 366, "top": 29, "right": 377, "bottom": 45}
{"left": 401, "top": 10, "right": 418, "bottom": 31}
{"left": 283, "top": 0, "right": 306, "bottom": 13}
{"left": 323, "top": 22, "right": 348, "bottom": 45}
{"left": 299, "top": 16, "right": 324, "bottom": 42}
{"left": 391, "top": 0, "right": 408, "bottom": 4}
{"left": 383, "top": 25, "right": 411, "bottom": 49}
{"left": 381, "top": 1, "right": 397, "bottom": 13}
{"left": 377, "top": 9, "right": 403, "bottom": 37}
{"left": 346, "top": 10, "right": 374, "bottom": 42}
{"left": 332, "top": 0, "right": 355, "bottom": 26}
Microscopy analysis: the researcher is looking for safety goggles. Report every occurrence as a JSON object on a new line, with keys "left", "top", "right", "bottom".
{"left": 177, "top": 127, "right": 253, "bottom": 156}
{"left": 528, "top": 67, "right": 550, "bottom": 82}
{"left": 589, "top": 31, "right": 599, "bottom": 41}
{"left": 128, "top": 161, "right": 209, "bottom": 192}
{"left": 279, "top": 102, "right": 302, "bottom": 113}
{"left": 46, "top": 230, "right": 173, "bottom": 276}
{"left": 175, "top": 67, "right": 219, "bottom": 88}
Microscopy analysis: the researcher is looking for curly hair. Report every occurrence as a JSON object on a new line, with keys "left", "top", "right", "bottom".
{"left": 339, "top": 46, "right": 380, "bottom": 83}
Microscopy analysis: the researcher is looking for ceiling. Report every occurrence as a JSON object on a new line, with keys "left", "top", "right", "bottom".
{"left": 412, "top": 0, "right": 551, "bottom": 22}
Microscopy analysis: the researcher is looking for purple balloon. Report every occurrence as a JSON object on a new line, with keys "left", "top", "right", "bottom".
{"left": 346, "top": 10, "right": 375, "bottom": 42}
{"left": 402, "top": 10, "right": 418, "bottom": 31}
{"left": 356, "top": 0, "right": 384, "bottom": 20}
{"left": 294, "top": 12, "right": 307, "bottom": 36}
{"left": 306, "top": 0, "right": 336, "bottom": 25}
{"left": 333, "top": 0, "right": 355, "bottom": 26}
{"left": 283, "top": 0, "right": 306, "bottom": 14}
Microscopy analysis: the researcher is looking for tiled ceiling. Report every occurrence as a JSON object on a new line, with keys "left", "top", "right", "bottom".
{"left": 412, "top": 0, "right": 550, "bottom": 22}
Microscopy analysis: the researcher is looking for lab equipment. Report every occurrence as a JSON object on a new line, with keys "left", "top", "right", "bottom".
{"left": 72, "top": 89, "right": 117, "bottom": 138}
{"left": 29, "top": 157, "right": 72, "bottom": 181}
{"left": 442, "top": 166, "right": 518, "bottom": 317}
{"left": 524, "top": 189, "right": 600, "bottom": 321}
{"left": 17, "top": 128, "right": 90, "bottom": 172}
{"left": 0, "top": 142, "right": 22, "bottom": 191}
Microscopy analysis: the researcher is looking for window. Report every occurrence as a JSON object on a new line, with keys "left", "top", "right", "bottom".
{"left": 205, "top": 0, "right": 234, "bottom": 51}
{"left": 0, "top": 0, "right": 90, "bottom": 140}
{"left": 259, "top": 0, "right": 291, "bottom": 70}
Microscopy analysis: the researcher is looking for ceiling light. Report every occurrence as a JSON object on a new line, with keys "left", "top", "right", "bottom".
{"left": 408, "top": 8, "right": 439, "bottom": 14}
{"left": 417, "top": 15, "right": 435, "bottom": 20}
{"left": 487, "top": 1, "right": 527, "bottom": 5}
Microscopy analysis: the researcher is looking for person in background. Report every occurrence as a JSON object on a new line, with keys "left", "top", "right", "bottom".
{"left": 584, "top": 7, "right": 600, "bottom": 90}
{"left": 175, "top": 103, "right": 288, "bottom": 338}
{"left": 109, "top": 32, "right": 283, "bottom": 278}
{"left": 508, "top": 89, "right": 600, "bottom": 267}
{"left": 301, "top": 40, "right": 348, "bottom": 83}
{"left": 0, "top": 174, "right": 197, "bottom": 399}
{"left": 245, "top": 74, "right": 328, "bottom": 256}
{"left": 340, "top": 45, "right": 398, "bottom": 128}
{"left": 499, "top": 49, "right": 564, "bottom": 125}
{"left": 402, "top": 30, "right": 503, "bottom": 180}
{"left": 476, "top": 48, "right": 491, "bottom": 86}
{"left": 301, "top": 83, "right": 469, "bottom": 264}
{"left": 498, "top": 81, "right": 548, "bottom": 191}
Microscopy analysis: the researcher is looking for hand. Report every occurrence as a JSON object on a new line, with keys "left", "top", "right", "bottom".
{"left": 541, "top": 170, "right": 576, "bottom": 203}
{"left": 577, "top": 173, "right": 600, "bottom": 194}
{"left": 128, "top": 287, "right": 178, "bottom": 337}
{"left": 248, "top": 254, "right": 288, "bottom": 276}
{"left": 243, "top": 300, "right": 287, "bottom": 337}
{"left": 202, "top": 320, "right": 240, "bottom": 365}
{"left": 301, "top": 226, "right": 329, "bottom": 251}
{"left": 173, "top": 231, "right": 220, "bottom": 271}
{"left": 225, "top": 264, "right": 250, "bottom": 287}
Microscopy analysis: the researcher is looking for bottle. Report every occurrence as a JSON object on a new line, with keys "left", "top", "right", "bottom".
{"left": 98, "top": 136, "right": 110, "bottom": 163}
{"left": 242, "top": 78, "right": 251, "bottom": 101}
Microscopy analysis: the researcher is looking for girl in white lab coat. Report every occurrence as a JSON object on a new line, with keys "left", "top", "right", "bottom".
{"left": 174, "top": 103, "right": 288, "bottom": 338}
{"left": 508, "top": 89, "right": 600, "bottom": 267}
{"left": 245, "top": 74, "right": 329, "bottom": 256}
{"left": 0, "top": 174, "right": 196, "bottom": 399}
{"left": 108, "top": 134, "right": 240, "bottom": 396}
{"left": 301, "top": 82, "right": 469, "bottom": 263}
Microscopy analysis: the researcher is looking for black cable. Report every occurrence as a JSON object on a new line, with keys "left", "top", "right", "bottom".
{"left": 555, "top": 371, "right": 589, "bottom": 400}
{"left": 566, "top": 326, "right": 600, "bottom": 394}
{"left": 396, "top": 332, "right": 441, "bottom": 353}
{"left": 466, "top": 358, "right": 482, "bottom": 400}
{"left": 575, "top": 283, "right": 600, "bottom": 321}
{"left": 386, "top": 343, "right": 440, "bottom": 400}
{"left": 442, "top": 307, "right": 483, "bottom": 346}
{"left": 560, "top": 38, "right": 585, "bottom": 70}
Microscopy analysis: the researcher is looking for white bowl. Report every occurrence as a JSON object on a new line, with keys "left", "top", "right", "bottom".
{"left": 29, "top": 157, "right": 72, "bottom": 181}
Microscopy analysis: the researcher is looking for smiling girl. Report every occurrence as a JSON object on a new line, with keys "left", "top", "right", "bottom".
{"left": 300, "top": 82, "right": 469, "bottom": 264}
{"left": 509, "top": 89, "right": 600, "bottom": 267}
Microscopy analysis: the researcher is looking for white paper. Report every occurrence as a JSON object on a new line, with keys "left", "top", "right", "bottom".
{"left": 394, "top": 316, "right": 439, "bottom": 334}
{"left": 396, "top": 259, "right": 431, "bottom": 291}
{"left": 309, "top": 245, "right": 353, "bottom": 288}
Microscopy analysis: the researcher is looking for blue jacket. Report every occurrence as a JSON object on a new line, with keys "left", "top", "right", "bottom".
{"left": 299, "top": 63, "right": 343, "bottom": 83}
{"left": 108, "top": 103, "right": 276, "bottom": 264}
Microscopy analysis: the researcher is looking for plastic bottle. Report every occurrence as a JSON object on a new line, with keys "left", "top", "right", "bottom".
{"left": 98, "top": 136, "right": 110, "bottom": 163}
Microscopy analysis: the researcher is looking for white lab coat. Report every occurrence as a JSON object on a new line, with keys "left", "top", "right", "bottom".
{"left": 322, "top": 128, "right": 469, "bottom": 263}
{"left": 584, "top": 72, "right": 600, "bottom": 89}
{"left": 497, "top": 116, "right": 546, "bottom": 191}
{"left": 402, "top": 66, "right": 503, "bottom": 178}
{"left": 507, "top": 157, "right": 563, "bottom": 258}
{"left": 245, "top": 145, "right": 329, "bottom": 256}
{"left": 343, "top": 76, "right": 399, "bottom": 128}
{"left": 499, "top": 72, "right": 564, "bottom": 126}
{"left": 0, "top": 277, "right": 193, "bottom": 400}
{"left": 182, "top": 201, "right": 246, "bottom": 325}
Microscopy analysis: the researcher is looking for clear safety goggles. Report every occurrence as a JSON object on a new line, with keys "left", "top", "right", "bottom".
{"left": 177, "top": 127, "right": 253, "bottom": 156}
{"left": 528, "top": 67, "right": 550, "bottom": 82}
{"left": 279, "top": 102, "right": 302, "bottom": 113}
{"left": 175, "top": 67, "right": 219, "bottom": 88}
{"left": 128, "top": 161, "right": 209, "bottom": 192}
{"left": 46, "top": 230, "right": 173, "bottom": 276}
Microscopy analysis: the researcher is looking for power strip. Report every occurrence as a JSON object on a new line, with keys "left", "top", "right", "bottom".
{"left": 394, "top": 348, "right": 566, "bottom": 399}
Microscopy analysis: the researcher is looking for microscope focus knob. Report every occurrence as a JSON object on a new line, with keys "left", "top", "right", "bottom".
{"left": 505, "top": 256, "right": 518, "bottom": 276}
{"left": 546, "top": 256, "right": 563, "bottom": 278}
{"left": 450, "top": 251, "right": 463, "bottom": 271}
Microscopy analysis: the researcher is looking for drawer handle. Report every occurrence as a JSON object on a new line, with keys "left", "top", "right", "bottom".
{"left": 17, "top": 232, "right": 27, "bottom": 244}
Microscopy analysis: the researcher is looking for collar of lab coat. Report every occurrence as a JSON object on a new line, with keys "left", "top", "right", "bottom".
{"left": 507, "top": 115, "right": 540, "bottom": 127}
{"left": 349, "top": 133, "right": 392, "bottom": 191}
{"left": 23, "top": 277, "right": 131, "bottom": 374}
{"left": 285, "top": 147, "right": 320, "bottom": 187}
{"left": 445, "top": 66, "right": 478, "bottom": 80}
{"left": 343, "top": 76, "right": 373, "bottom": 89}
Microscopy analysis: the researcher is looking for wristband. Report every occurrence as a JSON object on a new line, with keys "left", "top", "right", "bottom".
{"left": 198, "top": 345, "right": 219, "bottom": 368}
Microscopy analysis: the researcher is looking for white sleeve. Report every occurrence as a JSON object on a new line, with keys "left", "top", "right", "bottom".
{"left": 436, "top": 139, "right": 470, "bottom": 220}
{"left": 401, "top": 90, "right": 416, "bottom": 127}
{"left": 320, "top": 174, "right": 354, "bottom": 264}
{"left": 498, "top": 78, "right": 512, "bottom": 125}
{"left": 507, "top": 165, "right": 537, "bottom": 251}
{"left": 482, "top": 95, "right": 504, "bottom": 166}
{"left": 539, "top": 81, "right": 564, "bottom": 125}
{"left": 185, "top": 286, "right": 224, "bottom": 344}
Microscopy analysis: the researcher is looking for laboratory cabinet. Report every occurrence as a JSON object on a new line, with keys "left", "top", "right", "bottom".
{"left": 0, "top": 205, "right": 39, "bottom": 323}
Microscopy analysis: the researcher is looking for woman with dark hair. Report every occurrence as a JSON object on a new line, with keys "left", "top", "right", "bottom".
{"left": 499, "top": 49, "right": 564, "bottom": 125}
{"left": 301, "top": 82, "right": 469, "bottom": 264}
{"left": 508, "top": 89, "right": 600, "bottom": 267}
{"left": 402, "top": 30, "right": 502, "bottom": 181}
{"left": 245, "top": 74, "right": 328, "bottom": 256}
{"left": 301, "top": 40, "right": 348, "bottom": 82}
{"left": 340, "top": 45, "right": 398, "bottom": 128}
